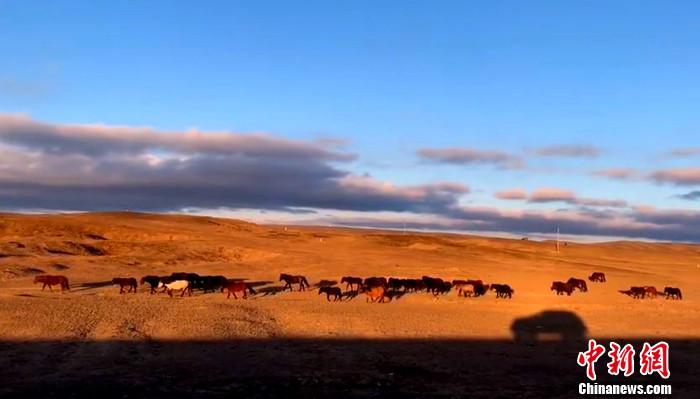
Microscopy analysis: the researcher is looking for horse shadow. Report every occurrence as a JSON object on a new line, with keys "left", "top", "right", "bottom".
{"left": 71, "top": 281, "right": 114, "bottom": 292}
{"left": 342, "top": 290, "right": 359, "bottom": 301}
{"left": 255, "top": 285, "right": 287, "bottom": 297}
{"left": 313, "top": 280, "right": 338, "bottom": 288}
{"left": 510, "top": 310, "right": 587, "bottom": 345}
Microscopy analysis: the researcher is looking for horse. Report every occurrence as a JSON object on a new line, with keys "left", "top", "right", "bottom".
{"left": 140, "top": 276, "right": 162, "bottom": 294}
{"left": 388, "top": 278, "right": 405, "bottom": 292}
{"left": 402, "top": 279, "right": 423, "bottom": 292}
{"left": 664, "top": 287, "right": 682, "bottom": 300}
{"left": 364, "top": 285, "right": 389, "bottom": 303}
{"left": 588, "top": 272, "right": 606, "bottom": 282}
{"left": 363, "top": 277, "right": 387, "bottom": 288}
{"left": 161, "top": 280, "right": 192, "bottom": 297}
{"left": 341, "top": 276, "right": 363, "bottom": 291}
{"left": 223, "top": 281, "right": 256, "bottom": 299}
{"left": 474, "top": 283, "right": 490, "bottom": 297}
{"left": 33, "top": 275, "right": 70, "bottom": 292}
{"left": 279, "top": 273, "right": 310, "bottom": 291}
{"left": 421, "top": 276, "right": 445, "bottom": 295}
{"left": 629, "top": 286, "right": 646, "bottom": 299}
{"left": 170, "top": 272, "right": 200, "bottom": 283}
{"left": 644, "top": 286, "right": 659, "bottom": 299}
{"left": 491, "top": 284, "right": 514, "bottom": 299}
{"left": 453, "top": 281, "right": 470, "bottom": 297}
{"left": 433, "top": 281, "right": 452, "bottom": 296}
{"left": 566, "top": 278, "right": 588, "bottom": 292}
{"left": 195, "top": 275, "right": 228, "bottom": 293}
{"left": 112, "top": 277, "right": 137, "bottom": 294}
{"left": 551, "top": 281, "right": 574, "bottom": 296}
{"left": 318, "top": 286, "right": 342, "bottom": 302}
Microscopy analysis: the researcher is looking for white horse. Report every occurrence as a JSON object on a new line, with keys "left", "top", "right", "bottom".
{"left": 160, "top": 280, "right": 191, "bottom": 297}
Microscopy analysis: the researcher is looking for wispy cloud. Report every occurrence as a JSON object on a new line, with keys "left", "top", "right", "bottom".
{"left": 535, "top": 145, "right": 600, "bottom": 158}
{"left": 649, "top": 168, "right": 700, "bottom": 185}
{"left": 495, "top": 187, "right": 627, "bottom": 208}
{"left": 591, "top": 168, "right": 640, "bottom": 180}
{"left": 417, "top": 147, "right": 523, "bottom": 169}
{"left": 675, "top": 191, "right": 700, "bottom": 201}
{"left": 666, "top": 147, "right": 700, "bottom": 158}
{"left": 494, "top": 188, "right": 527, "bottom": 200}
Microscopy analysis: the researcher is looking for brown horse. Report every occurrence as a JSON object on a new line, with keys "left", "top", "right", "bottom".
{"left": 588, "top": 272, "right": 606, "bottom": 282}
{"left": 279, "top": 273, "right": 310, "bottom": 291}
{"left": 491, "top": 284, "right": 514, "bottom": 299}
{"left": 664, "top": 287, "right": 682, "bottom": 300}
{"left": 644, "top": 286, "right": 659, "bottom": 299}
{"left": 112, "top": 277, "right": 137, "bottom": 294}
{"left": 551, "top": 281, "right": 574, "bottom": 296}
{"left": 223, "top": 281, "right": 256, "bottom": 299}
{"left": 318, "top": 286, "right": 342, "bottom": 302}
{"left": 364, "top": 285, "right": 389, "bottom": 303}
{"left": 363, "top": 276, "right": 388, "bottom": 288}
{"left": 34, "top": 275, "right": 70, "bottom": 292}
{"left": 566, "top": 278, "right": 588, "bottom": 292}
{"left": 340, "top": 276, "right": 362, "bottom": 291}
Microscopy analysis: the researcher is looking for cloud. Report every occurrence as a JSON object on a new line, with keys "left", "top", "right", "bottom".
{"left": 494, "top": 189, "right": 527, "bottom": 200}
{"left": 675, "top": 191, "right": 700, "bottom": 201}
{"left": 495, "top": 187, "right": 627, "bottom": 208}
{"left": 417, "top": 147, "right": 523, "bottom": 169}
{"left": 591, "top": 168, "right": 639, "bottom": 180}
{"left": 529, "top": 188, "right": 576, "bottom": 203}
{"left": 667, "top": 148, "right": 700, "bottom": 157}
{"left": 535, "top": 145, "right": 600, "bottom": 158}
{"left": 0, "top": 113, "right": 355, "bottom": 161}
{"left": 315, "top": 204, "right": 700, "bottom": 242}
{"left": 649, "top": 168, "right": 700, "bottom": 185}
{"left": 0, "top": 114, "right": 467, "bottom": 214}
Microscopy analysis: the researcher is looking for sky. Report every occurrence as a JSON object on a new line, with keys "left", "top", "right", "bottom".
{"left": 1, "top": 1, "right": 699, "bottom": 242}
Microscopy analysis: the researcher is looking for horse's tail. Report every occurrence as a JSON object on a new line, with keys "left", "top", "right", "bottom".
{"left": 301, "top": 276, "right": 310, "bottom": 287}
{"left": 63, "top": 277, "right": 70, "bottom": 290}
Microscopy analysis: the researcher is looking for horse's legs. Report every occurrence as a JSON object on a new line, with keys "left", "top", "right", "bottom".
{"left": 48, "top": 283, "right": 53, "bottom": 292}
{"left": 41, "top": 282, "right": 47, "bottom": 291}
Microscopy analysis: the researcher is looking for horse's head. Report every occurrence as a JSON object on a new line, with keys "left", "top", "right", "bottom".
{"left": 111, "top": 278, "right": 119, "bottom": 284}
{"left": 318, "top": 287, "right": 324, "bottom": 295}
{"left": 279, "top": 274, "right": 285, "bottom": 281}
{"left": 33, "top": 275, "right": 42, "bottom": 284}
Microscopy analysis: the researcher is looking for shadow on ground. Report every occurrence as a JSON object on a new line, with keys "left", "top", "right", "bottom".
{"left": 1, "top": 311, "right": 697, "bottom": 398}
{"left": 2, "top": 338, "right": 696, "bottom": 398}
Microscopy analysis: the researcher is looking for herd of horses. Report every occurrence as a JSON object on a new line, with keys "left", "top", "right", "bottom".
{"left": 548, "top": 272, "right": 683, "bottom": 300}
{"left": 31, "top": 270, "right": 683, "bottom": 302}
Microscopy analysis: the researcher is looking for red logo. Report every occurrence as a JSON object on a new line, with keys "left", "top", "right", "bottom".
{"left": 578, "top": 340, "right": 670, "bottom": 380}
{"left": 577, "top": 339, "right": 606, "bottom": 380}
{"left": 639, "top": 341, "right": 670, "bottom": 379}
{"left": 607, "top": 342, "right": 635, "bottom": 377}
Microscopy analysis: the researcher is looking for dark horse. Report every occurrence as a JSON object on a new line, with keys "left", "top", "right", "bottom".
{"left": 588, "top": 272, "right": 606, "bottom": 282}
{"left": 318, "top": 286, "right": 342, "bottom": 302}
{"left": 34, "top": 275, "right": 70, "bottom": 292}
{"left": 664, "top": 287, "right": 682, "bottom": 300}
{"left": 491, "top": 284, "right": 514, "bottom": 299}
{"left": 551, "top": 281, "right": 574, "bottom": 296}
{"left": 340, "top": 276, "right": 363, "bottom": 291}
{"left": 222, "top": 281, "right": 257, "bottom": 299}
{"left": 140, "top": 275, "right": 163, "bottom": 294}
{"left": 112, "top": 277, "right": 137, "bottom": 294}
{"left": 279, "top": 273, "right": 310, "bottom": 291}
{"left": 566, "top": 278, "right": 588, "bottom": 292}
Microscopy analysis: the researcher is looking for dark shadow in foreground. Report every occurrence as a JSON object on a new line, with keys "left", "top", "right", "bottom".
{"left": 1, "top": 338, "right": 697, "bottom": 398}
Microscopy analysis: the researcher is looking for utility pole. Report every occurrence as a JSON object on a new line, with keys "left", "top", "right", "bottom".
{"left": 556, "top": 227, "right": 560, "bottom": 253}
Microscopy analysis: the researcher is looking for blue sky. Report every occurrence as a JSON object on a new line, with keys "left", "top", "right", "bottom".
{"left": 1, "top": 1, "right": 699, "bottom": 241}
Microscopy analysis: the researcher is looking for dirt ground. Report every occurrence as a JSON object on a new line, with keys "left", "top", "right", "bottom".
{"left": 1, "top": 212, "right": 698, "bottom": 397}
